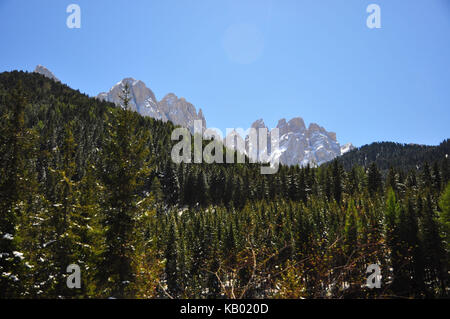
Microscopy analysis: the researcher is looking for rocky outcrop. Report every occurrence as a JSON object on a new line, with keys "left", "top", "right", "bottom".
{"left": 34, "top": 65, "right": 60, "bottom": 82}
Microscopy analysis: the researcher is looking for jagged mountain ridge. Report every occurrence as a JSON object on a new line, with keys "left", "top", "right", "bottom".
{"left": 34, "top": 65, "right": 353, "bottom": 166}
{"left": 97, "top": 78, "right": 206, "bottom": 133}
{"left": 236, "top": 118, "right": 353, "bottom": 167}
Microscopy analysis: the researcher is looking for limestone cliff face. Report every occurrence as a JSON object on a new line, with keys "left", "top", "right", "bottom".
{"left": 232, "top": 116, "right": 344, "bottom": 166}
{"left": 240, "top": 117, "right": 346, "bottom": 166}
{"left": 98, "top": 79, "right": 206, "bottom": 133}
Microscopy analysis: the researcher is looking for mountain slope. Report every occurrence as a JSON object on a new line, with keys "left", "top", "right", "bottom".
{"left": 333, "top": 140, "right": 450, "bottom": 172}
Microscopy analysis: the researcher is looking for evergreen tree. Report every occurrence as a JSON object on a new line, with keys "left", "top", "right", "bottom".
{"left": 165, "top": 219, "right": 180, "bottom": 297}
{"left": 150, "top": 176, "right": 164, "bottom": 204}
{"left": 367, "top": 163, "right": 382, "bottom": 196}
{"left": 432, "top": 162, "right": 442, "bottom": 193}
{"left": 98, "top": 83, "right": 150, "bottom": 298}
{"left": 438, "top": 183, "right": 450, "bottom": 251}
{"left": 331, "top": 160, "right": 343, "bottom": 204}
{"left": 420, "top": 194, "right": 447, "bottom": 295}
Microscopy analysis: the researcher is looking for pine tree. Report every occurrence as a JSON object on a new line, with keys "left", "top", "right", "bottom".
{"left": 367, "top": 163, "right": 382, "bottom": 196}
{"left": 438, "top": 183, "right": 450, "bottom": 251}
{"left": 432, "top": 162, "right": 442, "bottom": 193}
{"left": 183, "top": 170, "right": 197, "bottom": 207}
{"left": 150, "top": 176, "right": 164, "bottom": 204}
{"left": 161, "top": 161, "right": 179, "bottom": 206}
{"left": 441, "top": 157, "right": 449, "bottom": 186}
{"left": 386, "top": 167, "right": 397, "bottom": 193}
{"left": 404, "top": 197, "right": 425, "bottom": 296}
{"left": 332, "top": 160, "right": 343, "bottom": 204}
{"left": 165, "top": 219, "right": 180, "bottom": 297}
{"left": 98, "top": 83, "right": 150, "bottom": 298}
{"left": 421, "top": 162, "right": 432, "bottom": 191}
{"left": 420, "top": 194, "right": 447, "bottom": 295}
{"left": 48, "top": 123, "right": 79, "bottom": 296}
{"left": 196, "top": 171, "right": 208, "bottom": 207}
{"left": 384, "top": 189, "right": 402, "bottom": 294}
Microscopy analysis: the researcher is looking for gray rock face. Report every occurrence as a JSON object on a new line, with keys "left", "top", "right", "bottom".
{"left": 97, "top": 78, "right": 166, "bottom": 121}
{"left": 34, "top": 65, "right": 60, "bottom": 82}
{"left": 159, "top": 93, "right": 206, "bottom": 133}
{"left": 98, "top": 79, "right": 206, "bottom": 133}
{"left": 244, "top": 117, "right": 347, "bottom": 167}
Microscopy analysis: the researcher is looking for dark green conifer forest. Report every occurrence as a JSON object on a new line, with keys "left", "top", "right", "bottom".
{"left": 0, "top": 71, "right": 448, "bottom": 298}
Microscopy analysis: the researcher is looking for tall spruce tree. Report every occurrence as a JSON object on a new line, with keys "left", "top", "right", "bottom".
{"left": 98, "top": 83, "right": 150, "bottom": 298}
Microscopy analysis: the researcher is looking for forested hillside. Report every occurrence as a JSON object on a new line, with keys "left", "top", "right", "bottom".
{"left": 333, "top": 141, "right": 450, "bottom": 174}
{"left": 0, "top": 71, "right": 448, "bottom": 299}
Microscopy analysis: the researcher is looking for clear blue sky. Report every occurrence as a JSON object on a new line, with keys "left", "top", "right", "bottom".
{"left": 1, "top": 0, "right": 449, "bottom": 146}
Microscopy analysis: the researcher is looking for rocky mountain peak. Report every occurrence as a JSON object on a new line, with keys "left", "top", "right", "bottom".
{"left": 277, "top": 118, "right": 287, "bottom": 127}
{"left": 288, "top": 117, "right": 306, "bottom": 132}
{"left": 159, "top": 93, "right": 206, "bottom": 133}
{"left": 308, "top": 122, "right": 322, "bottom": 133}
{"left": 98, "top": 80, "right": 205, "bottom": 133}
{"left": 251, "top": 118, "right": 267, "bottom": 129}
{"left": 243, "top": 117, "right": 344, "bottom": 167}
{"left": 97, "top": 78, "right": 164, "bottom": 120}
{"left": 161, "top": 92, "right": 177, "bottom": 102}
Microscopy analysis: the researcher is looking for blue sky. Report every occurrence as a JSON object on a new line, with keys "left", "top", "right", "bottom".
{"left": 0, "top": 0, "right": 449, "bottom": 147}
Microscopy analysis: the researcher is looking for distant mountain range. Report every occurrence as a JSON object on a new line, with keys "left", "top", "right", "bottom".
{"left": 34, "top": 65, "right": 354, "bottom": 166}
